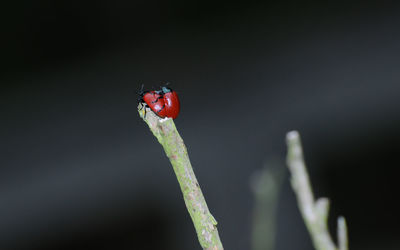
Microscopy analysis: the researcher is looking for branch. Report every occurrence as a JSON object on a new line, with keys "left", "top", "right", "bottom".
{"left": 250, "top": 162, "right": 285, "bottom": 250}
{"left": 138, "top": 104, "right": 224, "bottom": 250}
{"left": 337, "top": 216, "right": 348, "bottom": 250}
{"left": 286, "top": 131, "right": 348, "bottom": 250}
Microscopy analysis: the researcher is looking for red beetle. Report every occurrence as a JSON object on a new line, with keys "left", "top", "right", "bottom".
{"left": 139, "top": 85, "right": 180, "bottom": 119}
{"left": 141, "top": 90, "right": 168, "bottom": 118}
{"left": 160, "top": 86, "right": 180, "bottom": 119}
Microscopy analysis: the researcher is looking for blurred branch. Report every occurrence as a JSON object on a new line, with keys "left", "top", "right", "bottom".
{"left": 250, "top": 161, "right": 285, "bottom": 250}
{"left": 138, "top": 104, "right": 223, "bottom": 250}
{"left": 337, "top": 216, "right": 348, "bottom": 250}
{"left": 286, "top": 131, "right": 348, "bottom": 250}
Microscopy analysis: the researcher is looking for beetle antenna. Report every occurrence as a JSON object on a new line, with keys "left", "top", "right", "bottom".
{"left": 136, "top": 84, "right": 144, "bottom": 94}
{"left": 137, "top": 84, "right": 146, "bottom": 103}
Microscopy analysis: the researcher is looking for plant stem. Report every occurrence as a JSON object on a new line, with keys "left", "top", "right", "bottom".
{"left": 250, "top": 162, "right": 285, "bottom": 250}
{"left": 337, "top": 216, "right": 348, "bottom": 250}
{"left": 286, "top": 131, "right": 348, "bottom": 250}
{"left": 138, "top": 105, "right": 223, "bottom": 250}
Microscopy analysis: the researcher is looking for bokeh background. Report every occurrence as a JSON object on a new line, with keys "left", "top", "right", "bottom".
{"left": 1, "top": 1, "right": 400, "bottom": 249}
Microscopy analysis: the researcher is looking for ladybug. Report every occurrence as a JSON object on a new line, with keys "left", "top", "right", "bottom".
{"left": 141, "top": 90, "right": 168, "bottom": 118}
{"left": 160, "top": 86, "right": 180, "bottom": 119}
{"left": 139, "top": 85, "right": 180, "bottom": 119}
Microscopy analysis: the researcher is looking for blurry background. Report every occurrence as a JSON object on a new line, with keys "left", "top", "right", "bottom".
{"left": 1, "top": 1, "right": 400, "bottom": 249}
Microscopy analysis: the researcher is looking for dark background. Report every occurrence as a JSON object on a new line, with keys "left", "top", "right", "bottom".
{"left": 1, "top": 1, "right": 400, "bottom": 249}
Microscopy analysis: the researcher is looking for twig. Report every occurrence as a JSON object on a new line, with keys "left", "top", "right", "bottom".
{"left": 337, "top": 216, "right": 348, "bottom": 250}
{"left": 138, "top": 104, "right": 223, "bottom": 250}
{"left": 286, "top": 131, "right": 349, "bottom": 250}
{"left": 250, "top": 162, "right": 285, "bottom": 250}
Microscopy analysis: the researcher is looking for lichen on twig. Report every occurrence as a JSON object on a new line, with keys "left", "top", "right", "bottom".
{"left": 286, "top": 131, "right": 348, "bottom": 250}
{"left": 138, "top": 104, "right": 223, "bottom": 250}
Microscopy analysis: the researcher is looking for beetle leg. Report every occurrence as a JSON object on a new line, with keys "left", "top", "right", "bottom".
{"left": 138, "top": 102, "right": 148, "bottom": 118}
